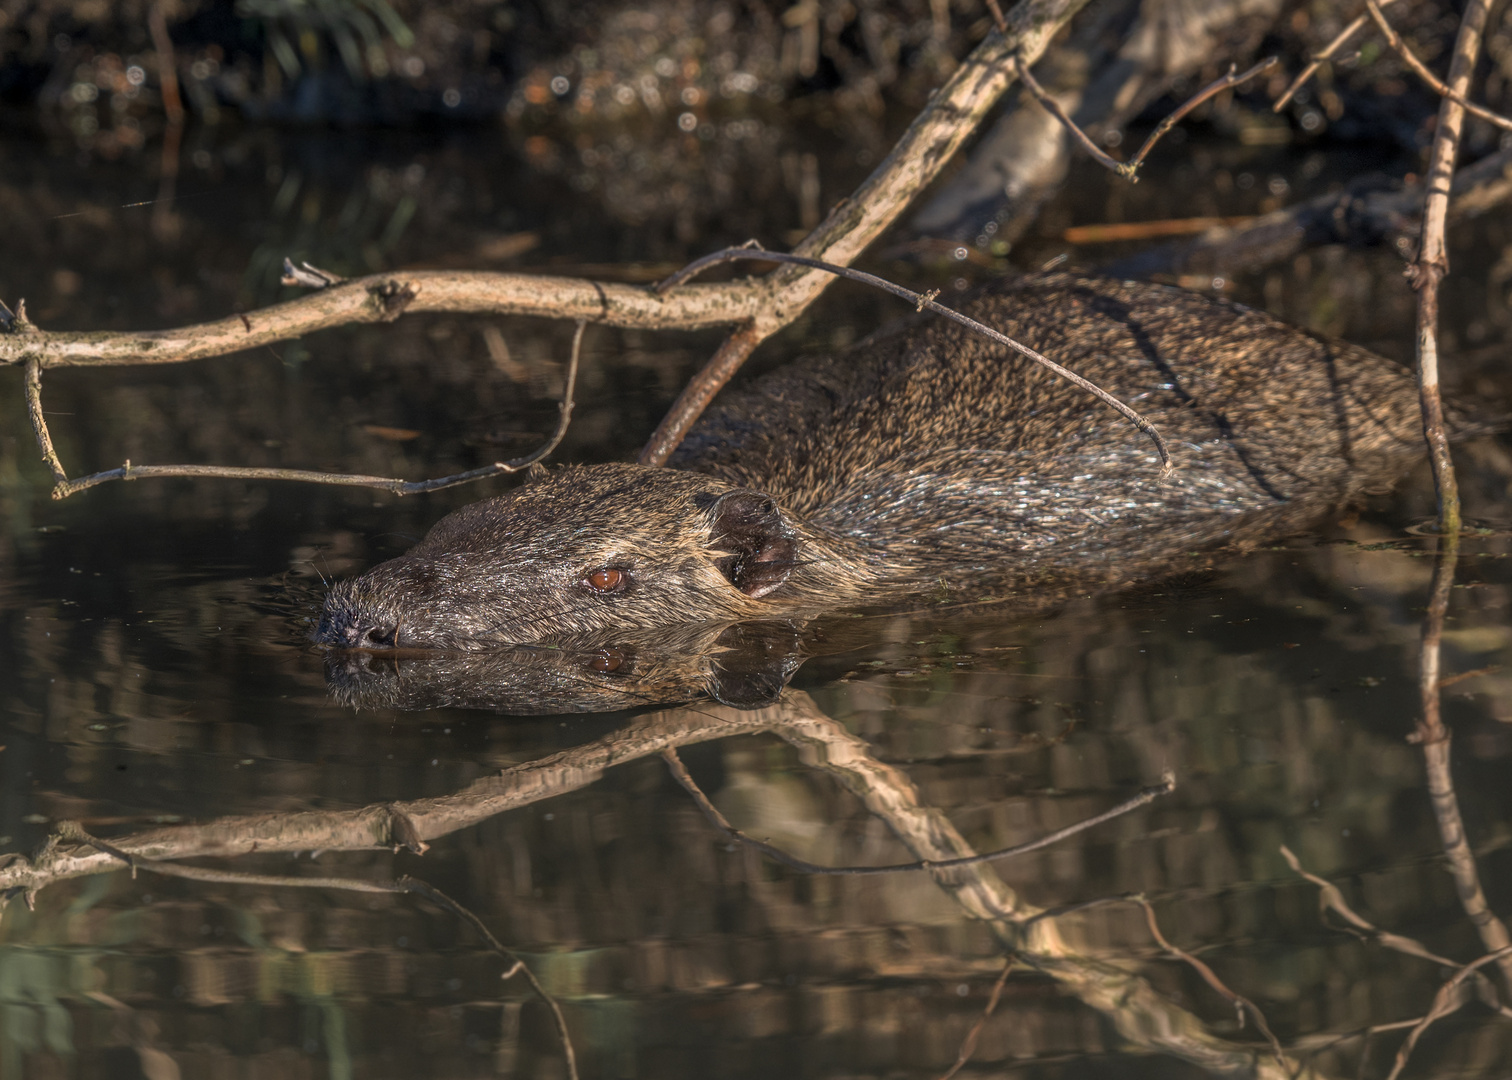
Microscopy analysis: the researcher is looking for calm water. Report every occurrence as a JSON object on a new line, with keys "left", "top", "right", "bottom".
{"left": 2, "top": 117, "right": 1512, "bottom": 1079}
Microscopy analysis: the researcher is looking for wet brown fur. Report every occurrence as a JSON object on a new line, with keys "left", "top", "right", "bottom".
{"left": 318, "top": 273, "right": 1444, "bottom": 650}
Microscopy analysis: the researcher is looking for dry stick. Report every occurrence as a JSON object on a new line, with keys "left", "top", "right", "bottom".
{"left": 56, "top": 821, "right": 581, "bottom": 1080}
{"left": 28, "top": 320, "right": 587, "bottom": 499}
{"left": 24, "top": 358, "right": 69, "bottom": 486}
{"left": 1016, "top": 56, "right": 1280, "bottom": 181}
{"left": 636, "top": 0, "right": 1093, "bottom": 466}
{"left": 1363, "top": 0, "right": 1512, "bottom": 133}
{"left": 663, "top": 748, "right": 1173, "bottom": 875}
{"left": 936, "top": 956, "right": 1015, "bottom": 1080}
{"left": 1274, "top": 0, "right": 1403, "bottom": 112}
{"left": 650, "top": 247, "right": 1172, "bottom": 471}
{"left": 1386, "top": 945, "right": 1512, "bottom": 1080}
{"left": 1407, "top": 0, "right": 1512, "bottom": 993}
{"left": 1138, "top": 898, "right": 1288, "bottom": 1073}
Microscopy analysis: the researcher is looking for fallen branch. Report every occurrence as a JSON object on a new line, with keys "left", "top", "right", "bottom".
{"left": 1, "top": 0, "right": 1094, "bottom": 488}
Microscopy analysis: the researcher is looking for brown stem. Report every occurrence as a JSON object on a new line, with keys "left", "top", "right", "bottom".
{"left": 1138, "top": 898, "right": 1287, "bottom": 1072}
{"left": 1016, "top": 57, "right": 1277, "bottom": 181}
{"left": 1385, "top": 945, "right": 1512, "bottom": 1080}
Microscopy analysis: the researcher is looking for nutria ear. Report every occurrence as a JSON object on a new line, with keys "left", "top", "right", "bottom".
{"left": 707, "top": 490, "right": 801, "bottom": 599}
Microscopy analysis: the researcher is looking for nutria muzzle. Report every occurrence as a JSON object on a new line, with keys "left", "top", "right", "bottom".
{"left": 316, "top": 273, "right": 1476, "bottom": 651}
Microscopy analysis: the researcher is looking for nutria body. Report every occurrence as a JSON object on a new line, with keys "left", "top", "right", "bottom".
{"left": 317, "top": 273, "right": 1439, "bottom": 650}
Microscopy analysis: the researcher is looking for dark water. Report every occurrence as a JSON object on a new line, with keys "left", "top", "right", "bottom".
{"left": 3, "top": 116, "right": 1512, "bottom": 1079}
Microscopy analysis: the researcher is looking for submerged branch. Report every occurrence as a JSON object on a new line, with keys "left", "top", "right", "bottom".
{"left": 56, "top": 820, "right": 580, "bottom": 1080}
{"left": 662, "top": 745, "right": 1174, "bottom": 874}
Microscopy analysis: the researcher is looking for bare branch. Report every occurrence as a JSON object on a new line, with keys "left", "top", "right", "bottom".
{"left": 1274, "top": 0, "right": 1404, "bottom": 111}
{"left": 634, "top": 0, "right": 1095, "bottom": 464}
{"left": 0, "top": 271, "right": 742, "bottom": 368}
{"left": 648, "top": 247, "right": 1172, "bottom": 472}
{"left": 1015, "top": 57, "right": 1279, "bottom": 181}
{"left": 1364, "top": 0, "right": 1512, "bottom": 133}
{"left": 1404, "top": 0, "right": 1512, "bottom": 992}
{"left": 32, "top": 320, "right": 588, "bottom": 499}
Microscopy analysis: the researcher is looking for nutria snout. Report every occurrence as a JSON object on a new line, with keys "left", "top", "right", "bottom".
{"left": 316, "top": 272, "right": 1452, "bottom": 651}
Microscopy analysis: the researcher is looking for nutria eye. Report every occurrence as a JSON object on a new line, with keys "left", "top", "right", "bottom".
{"left": 586, "top": 567, "right": 628, "bottom": 594}
{"left": 589, "top": 649, "right": 625, "bottom": 673}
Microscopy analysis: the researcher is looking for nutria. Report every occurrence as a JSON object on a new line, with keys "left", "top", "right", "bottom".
{"left": 316, "top": 272, "right": 1451, "bottom": 651}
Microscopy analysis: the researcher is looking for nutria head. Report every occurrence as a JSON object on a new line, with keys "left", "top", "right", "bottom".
{"left": 315, "top": 463, "right": 858, "bottom": 650}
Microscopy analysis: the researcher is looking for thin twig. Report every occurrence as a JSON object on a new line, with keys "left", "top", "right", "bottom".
{"left": 24, "top": 358, "right": 69, "bottom": 485}
{"left": 1363, "top": 0, "right": 1512, "bottom": 133}
{"left": 35, "top": 320, "right": 587, "bottom": 499}
{"left": 1274, "top": 0, "right": 1403, "bottom": 111}
{"left": 1122, "top": 59, "right": 1280, "bottom": 176}
{"left": 55, "top": 821, "right": 580, "bottom": 1080}
{"left": 936, "top": 956, "right": 1015, "bottom": 1080}
{"left": 649, "top": 247, "right": 1172, "bottom": 472}
{"left": 1015, "top": 56, "right": 1278, "bottom": 181}
{"left": 1138, "top": 898, "right": 1288, "bottom": 1073}
{"left": 663, "top": 747, "right": 1174, "bottom": 875}
{"left": 1386, "top": 945, "right": 1512, "bottom": 1080}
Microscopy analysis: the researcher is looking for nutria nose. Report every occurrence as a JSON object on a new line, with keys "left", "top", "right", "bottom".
{"left": 316, "top": 606, "right": 398, "bottom": 649}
